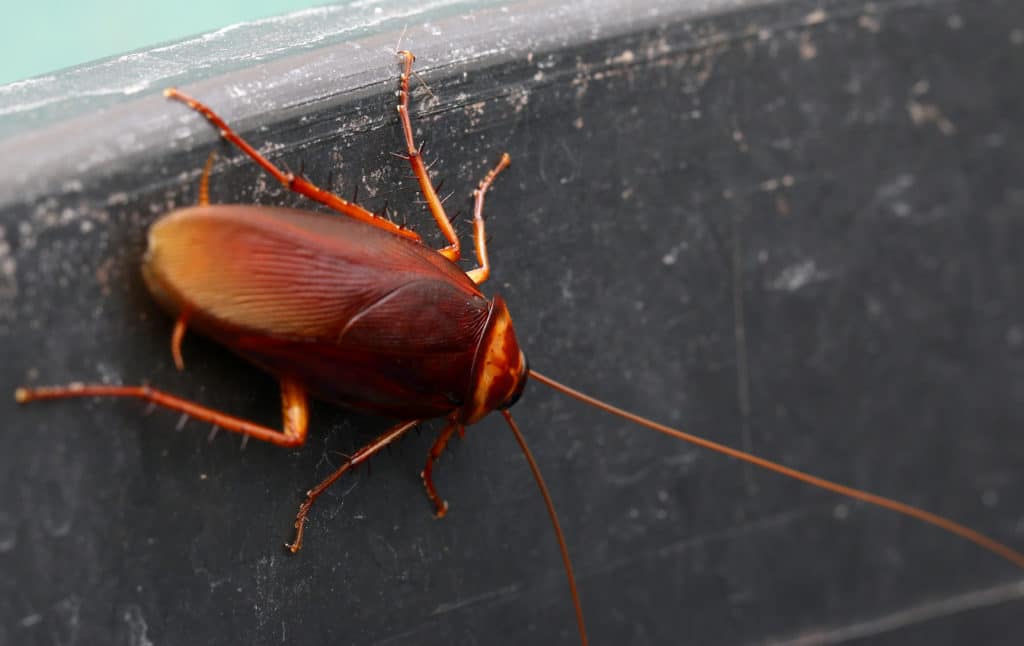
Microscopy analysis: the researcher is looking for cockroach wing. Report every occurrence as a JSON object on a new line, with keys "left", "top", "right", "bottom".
{"left": 143, "top": 205, "right": 492, "bottom": 418}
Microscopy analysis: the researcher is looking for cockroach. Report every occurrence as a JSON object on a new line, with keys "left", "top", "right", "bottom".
{"left": 15, "top": 51, "right": 1024, "bottom": 645}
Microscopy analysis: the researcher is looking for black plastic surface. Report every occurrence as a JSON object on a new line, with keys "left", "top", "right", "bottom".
{"left": 2, "top": 0, "right": 1023, "bottom": 644}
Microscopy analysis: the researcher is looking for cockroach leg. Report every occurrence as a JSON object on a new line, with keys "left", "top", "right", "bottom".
{"left": 279, "top": 378, "right": 309, "bottom": 443}
{"left": 15, "top": 378, "right": 310, "bottom": 448}
{"left": 288, "top": 419, "right": 420, "bottom": 553}
{"left": 465, "top": 153, "right": 511, "bottom": 285}
{"left": 163, "top": 88, "right": 420, "bottom": 243}
{"left": 197, "top": 151, "right": 216, "bottom": 206}
{"left": 420, "top": 420, "right": 460, "bottom": 518}
{"left": 396, "top": 50, "right": 461, "bottom": 261}
{"left": 171, "top": 312, "right": 189, "bottom": 371}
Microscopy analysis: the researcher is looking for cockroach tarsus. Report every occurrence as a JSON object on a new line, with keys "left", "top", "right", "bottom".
{"left": 15, "top": 50, "right": 1024, "bottom": 646}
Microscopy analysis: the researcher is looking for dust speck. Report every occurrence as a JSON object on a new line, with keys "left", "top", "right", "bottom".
{"left": 1007, "top": 324, "right": 1023, "bottom": 347}
{"left": 0, "top": 512, "right": 16, "bottom": 552}
{"left": 768, "top": 259, "right": 828, "bottom": 291}
{"left": 799, "top": 32, "right": 817, "bottom": 60}
{"left": 610, "top": 49, "right": 635, "bottom": 65}
{"left": 804, "top": 8, "right": 827, "bottom": 26}
{"left": 122, "top": 605, "right": 154, "bottom": 646}
{"left": 906, "top": 100, "right": 956, "bottom": 135}
{"left": 19, "top": 613, "right": 41, "bottom": 627}
{"left": 858, "top": 14, "right": 881, "bottom": 33}
{"left": 0, "top": 226, "right": 16, "bottom": 301}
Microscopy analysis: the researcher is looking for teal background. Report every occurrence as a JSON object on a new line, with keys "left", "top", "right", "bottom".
{"left": 0, "top": 1, "right": 323, "bottom": 85}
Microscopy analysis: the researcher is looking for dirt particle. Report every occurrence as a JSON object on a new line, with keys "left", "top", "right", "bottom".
{"left": 804, "top": 8, "right": 827, "bottom": 26}
{"left": 907, "top": 100, "right": 956, "bottom": 135}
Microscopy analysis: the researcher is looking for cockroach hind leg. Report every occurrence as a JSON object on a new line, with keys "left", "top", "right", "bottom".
{"left": 287, "top": 420, "right": 419, "bottom": 553}
{"left": 164, "top": 87, "right": 421, "bottom": 242}
{"left": 395, "top": 49, "right": 461, "bottom": 261}
{"left": 14, "top": 380, "right": 310, "bottom": 449}
{"left": 421, "top": 421, "right": 459, "bottom": 518}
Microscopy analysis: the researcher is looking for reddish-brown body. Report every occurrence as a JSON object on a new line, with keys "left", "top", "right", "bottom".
{"left": 15, "top": 53, "right": 539, "bottom": 563}
{"left": 143, "top": 205, "right": 523, "bottom": 422}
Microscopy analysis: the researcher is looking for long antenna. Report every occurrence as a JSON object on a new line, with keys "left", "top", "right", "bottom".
{"left": 502, "top": 410, "right": 589, "bottom": 646}
{"left": 528, "top": 369, "right": 1024, "bottom": 568}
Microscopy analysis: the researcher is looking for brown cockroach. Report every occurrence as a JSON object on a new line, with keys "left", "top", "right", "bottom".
{"left": 15, "top": 51, "right": 1024, "bottom": 645}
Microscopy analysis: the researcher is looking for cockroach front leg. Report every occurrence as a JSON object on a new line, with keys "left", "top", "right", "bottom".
{"left": 163, "top": 89, "right": 420, "bottom": 243}
{"left": 288, "top": 419, "right": 420, "bottom": 553}
{"left": 16, "top": 377, "right": 309, "bottom": 448}
{"left": 420, "top": 421, "right": 461, "bottom": 518}
{"left": 464, "top": 153, "right": 511, "bottom": 285}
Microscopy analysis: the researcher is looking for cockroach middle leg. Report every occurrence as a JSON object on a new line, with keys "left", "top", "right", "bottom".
{"left": 197, "top": 151, "right": 216, "bottom": 206}
{"left": 168, "top": 151, "right": 219, "bottom": 371}
{"left": 163, "top": 88, "right": 420, "bottom": 242}
{"left": 396, "top": 50, "right": 462, "bottom": 261}
{"left": 170, "top": 312, "right": 189, "bottom": 370}
{"left": 16, "top": 377, "right": 310, "bottom": 448}
{"left": 288, "top": 419, "right": 420, "bottom": 553}
{"left": 420, "top": 420, "right": 461, "bottom": 518}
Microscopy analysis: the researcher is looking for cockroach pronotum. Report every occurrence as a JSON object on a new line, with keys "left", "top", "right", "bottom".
{"left": 15, "top": 51, "right": 1024, "bottom": 645}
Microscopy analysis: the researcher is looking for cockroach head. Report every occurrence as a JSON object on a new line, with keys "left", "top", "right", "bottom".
{"left": 461, "top": 296, "right": 528, "bottom": 424}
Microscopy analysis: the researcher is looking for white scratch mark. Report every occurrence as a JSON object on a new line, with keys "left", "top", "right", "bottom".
{"left": 765, "top": 579, "right": 1024, "bottom": 646}
{"left": 122, "top": 605, "right": 154, "bottom": 646}
{"left": 559, "top": 269, "right": 574, "bottom": 303}
{"left": 431, "top": 584, "right": 520, "bottom": 616}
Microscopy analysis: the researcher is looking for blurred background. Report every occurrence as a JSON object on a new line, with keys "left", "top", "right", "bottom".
{"left": 1, "top": 1, "right": 323, "bottom": 84}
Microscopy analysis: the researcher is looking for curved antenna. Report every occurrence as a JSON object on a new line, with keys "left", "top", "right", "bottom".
{"left": 528, "top": 369, "right": 1024, "bottom": 568}
{"left": 502, "top": 410, "right": 589, "bottom": 646}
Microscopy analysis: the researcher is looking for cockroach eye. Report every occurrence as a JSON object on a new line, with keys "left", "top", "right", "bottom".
{"left": 499, "top": 354, "right": 529, "bottom": 410}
